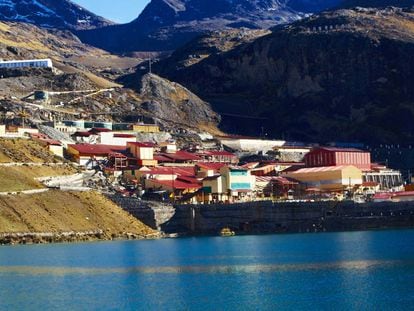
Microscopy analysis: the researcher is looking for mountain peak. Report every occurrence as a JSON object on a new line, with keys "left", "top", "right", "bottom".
{"left": 78, "top": 0, "right": 342, "bottom": 52}
{"left": 0, "top": 0, "right": 113, "bottom": 29}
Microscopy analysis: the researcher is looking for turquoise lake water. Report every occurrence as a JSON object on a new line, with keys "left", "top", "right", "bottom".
{"left": 0, "top": 230, "right": 414, "bottom": 310}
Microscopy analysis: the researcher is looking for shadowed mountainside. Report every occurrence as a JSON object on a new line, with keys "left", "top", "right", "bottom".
{"left": 152, "top": 7, "right": 414, "bottom": 143}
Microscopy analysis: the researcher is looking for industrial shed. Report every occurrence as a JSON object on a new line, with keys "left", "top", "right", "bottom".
{"left": 284, "top": 165, "right": 363, "bottom": 191}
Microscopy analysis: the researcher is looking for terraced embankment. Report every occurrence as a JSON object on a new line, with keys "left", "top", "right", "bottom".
{"left": 0, "top": 139, "right": 157, "bottom": 245}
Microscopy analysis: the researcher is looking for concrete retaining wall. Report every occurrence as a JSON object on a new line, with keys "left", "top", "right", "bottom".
{"left": 109, "top": 196, "right": 414, "bottom": 235}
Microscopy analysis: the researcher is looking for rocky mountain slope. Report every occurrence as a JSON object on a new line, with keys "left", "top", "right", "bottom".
{"left": 0, "top": 21, "right": 135, "bottom": 97}
{"left": 77, "top": 0, "right": 341, "bottom": 52}
{"left": 0, "top": 19, "right": 218, "bottom": 135}
{"left": 154, "top": 7, "right": 414, "bottom": 143}
{"left": 153, "top": 28, "right": 271, "bottom": 74}
{"left": 339, "top": 0, "right": 414, "bottom": 8}
{"left": 0, "top": 0, "right": 113, "bottom": 29}
{"left": 0, "top": 21, "right": 131, "bottom": 67}
{"left": 125, "top": 73, "right": 220, "bottom": 133}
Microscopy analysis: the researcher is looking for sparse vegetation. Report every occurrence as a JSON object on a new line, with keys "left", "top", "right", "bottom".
{"left": 0, "top": 190, "right": 156, "bottom": 240}
{"left": 0, "top": 165, "right": 76, "bottom": 192}
{"left": 0, "top": 138, "right": 58, "bottom": 163}
{"left": 0, "top": 138, "right": 155, "bottom": 242}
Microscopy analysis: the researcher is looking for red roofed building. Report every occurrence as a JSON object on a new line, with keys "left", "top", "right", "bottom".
{"left": 31, "top": 133, "right": 63, "bottom": 157}
{"left": 305, "top": 147, "right": 371, "bottom": 170}
{"left": 67, "top": 144, "right": 126, "bottom": 166}
{"left": 137, "top": 166, "right": 196, "bottom": 181}
{"left": 145, "top": 176, "right": 202, "bottom": 203}
{"left": 157, "top": 150, "right": 201, "bottom": 164}
{"left": 250, "top": 164, "right": 277, "bottom": 177}
{"left": 195, "top": 162, "right": 227, "bottom": 178}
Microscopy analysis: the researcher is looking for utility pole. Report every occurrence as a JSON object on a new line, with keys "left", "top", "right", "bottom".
{"left": 171, "top": 167, "right": 175, "bottom": 204}
{"left": 148, "top": 58, "right": 152, "bottom": 74}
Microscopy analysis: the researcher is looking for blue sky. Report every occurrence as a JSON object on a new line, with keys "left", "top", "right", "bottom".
{"left": 72, "top": 0, "right": 151, "bottom": 23}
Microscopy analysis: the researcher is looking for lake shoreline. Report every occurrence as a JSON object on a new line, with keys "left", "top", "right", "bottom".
{"left": 2, "top": 225, "right": 414, "bottom": 246}
{"left": 0, "top": 230, "right": 162, "bottom": 246}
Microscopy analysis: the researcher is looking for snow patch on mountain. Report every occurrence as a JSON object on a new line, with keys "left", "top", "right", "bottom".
{"left": 0, "top": 0, "right": 113, "bottom": 30}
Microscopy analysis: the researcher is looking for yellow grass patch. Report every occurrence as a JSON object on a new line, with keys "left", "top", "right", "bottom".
{"left": 0, "top": 190, "right": 155, "bottom": 236}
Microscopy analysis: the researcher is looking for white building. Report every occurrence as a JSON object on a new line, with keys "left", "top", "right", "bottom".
{"left": 0, "top": 59, "right": 53, "bottom": 69}
{"left": 363, "top": 169, "right": 403, "bottom": 190}
{"left": 219, "top": 137, "right": 285, "bottom": 152}
{"left": 99, "top": 132, "right": 137, "bottom": 146}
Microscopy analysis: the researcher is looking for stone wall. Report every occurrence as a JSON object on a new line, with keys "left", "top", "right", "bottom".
{"left": 108, "top": 196, "right": 188, "bottom": 232}
{"left": 188, "top": 201, "right": 414, "bottom": 234}
{"left": 109, "top": 196, "right": 414, "bottom": 235}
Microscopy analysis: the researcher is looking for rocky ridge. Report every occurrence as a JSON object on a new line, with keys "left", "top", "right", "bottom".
{"left": 77, "top": 0, "right": 342, "bottom": 52}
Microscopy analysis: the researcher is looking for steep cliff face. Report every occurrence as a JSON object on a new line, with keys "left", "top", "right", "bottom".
{"left": 158, "top": 7, "right": 414, "bottom": 143}
{"left": 0, "top": 0, "right": 113, "bottom": 30}
{"left": 77, "top": 0, "right": 341, "bottom": 52}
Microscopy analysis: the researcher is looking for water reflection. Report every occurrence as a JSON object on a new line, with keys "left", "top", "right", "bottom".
{"left": 0, "top": 259, "right": 408, "bottom": 276}
{"left": 1, "top": 231, "right": 414, "bottom": 310}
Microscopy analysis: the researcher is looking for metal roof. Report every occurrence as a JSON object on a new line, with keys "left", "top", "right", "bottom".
{"left": 196, "top": 162, "right": 227, "bottom": 171}
{"left": 313, "top": 147, "right": 366, "bottom": 153}
{"left": 288, "top": 165, "right": 360, "bottom": 174}
{"left": 68, "top": 144, "right": 125, "bottom": 155}
{"left": 150, "top": 179, "right": 201, "bottom": 190}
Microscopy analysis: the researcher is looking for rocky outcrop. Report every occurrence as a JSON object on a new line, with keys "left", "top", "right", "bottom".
{"left": 77, "top": 0, "right": 342, "bottom": 52}
{"left": 157, "top": 7, "right": 414, "bottom": 143}
{"left": 131, "top": 73, "right": 220, "bottom": 131}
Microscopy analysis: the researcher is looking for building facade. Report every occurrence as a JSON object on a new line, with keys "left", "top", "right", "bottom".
{"left": 305, "top": 147, "right": 371, "bottom": 170}
{"left": 0, "top": 59, "right": 53, "bottom": 69}
{"left": 363, "top": 169, "right": 403, "bottom": 190}
{"left": 133, "top": 124, "right": 160, "bottom": 133}
{"left": 285, "top": 165, "right": 363, "bottom": 191}
{"left": 127, "top": 142, "right": 158, "bottom": 166}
